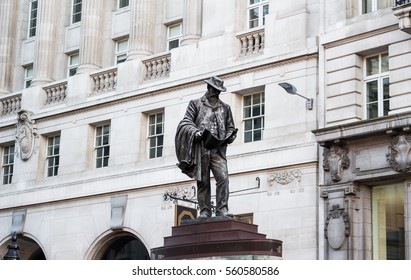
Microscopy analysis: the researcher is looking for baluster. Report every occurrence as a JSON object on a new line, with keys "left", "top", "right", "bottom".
{"left": 2, "top": 100, "right": 6, "bottom": 115}
{"left": 11, "top": 98, "right": 16, "bottom": 113}
{"left": 98, "top": 74, "right": 105, "bottom": 92}
{"left": 246, "top": 35, "right": 254, "bottom": 54}
{"left": 52, "top": 88, "right": 58, "bottom": 103}
{"left": 166, "top": 56, "right": 171, "bottom": 74}
{"left": 56, "top": 87, "right": 62, "bottom": 102}
{"left": 113, "top": 71, "right": 117, "bottom": 88}
{"left": 45, "top": 88, "right": 51, "bottom": 104}
{"left": 161, "top": 58, "right": 168, "bottom": 76}
{"left": 253, "top": 33, "right": 261, "bottom": 53}
{"left": 260, "top": 31, "right": 265, "bottom": 49}
{"left": 60, "top": 84, "right": 66, "bottom": 101}
{"left": 103, "top": 73, "right": 109, "bottom": 91}
{"left": 108, "top": 72, "right": 114, "bottom": 90}
{"left": 6, "top": 99, "right": 12, "bottom": 114}
{"left": 150, "top": 61, "right": 157, "bottom": 79}
{"left": 240, "top": 36, "right": 247, "bottom": 56}
{"left": 156, "top": 59, "right": 163, "bottom": 78}
{"left": 145, "top": 62, "right": 152, "bottom": 80}
{"left": 15, "top": 97, "right": 21, "bottom": 112}
{"left": 92, "top": 75, "right": 99, "bottom": 93}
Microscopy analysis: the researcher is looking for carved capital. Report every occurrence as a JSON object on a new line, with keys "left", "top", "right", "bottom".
{"left": 323, "top": 145, "right": 350, "bottom": 182}
{"left": 386, "top": 134, "right": 411, "bottom": 172}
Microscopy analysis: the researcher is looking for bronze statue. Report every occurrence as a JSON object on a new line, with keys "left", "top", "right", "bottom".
{"left": 175, "top": 76, "right": 237, "bottom": 218}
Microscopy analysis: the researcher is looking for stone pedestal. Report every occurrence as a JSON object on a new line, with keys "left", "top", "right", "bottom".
{"left": 151, "top": 217, "right": 283, "bottom": 260}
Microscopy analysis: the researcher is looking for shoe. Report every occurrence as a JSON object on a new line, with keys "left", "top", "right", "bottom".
{"left": 198, "top": 211, "right": 211, "bottom": 219}
{"left": 216, "top": 209, "right": 233, "bottom": 218}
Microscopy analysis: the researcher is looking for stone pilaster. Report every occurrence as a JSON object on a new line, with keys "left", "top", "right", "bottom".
{"left": 127, "top": 0, "right": 155, "bottom": 60}
{"left": 77, "top": 0, "right": 104, "bottom": 74}
{"left": 0, "top": 0, "right": 17, "bottom": 93}
{"left": 181, "top": 0, "right": 202, "bottom": 46}
{"left": 31, "top": 0, "right": 58, "bottom": 86}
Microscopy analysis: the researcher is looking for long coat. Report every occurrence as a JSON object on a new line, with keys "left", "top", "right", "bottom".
{"left": 175, "top": 94, "right": 236, "bottom": 181}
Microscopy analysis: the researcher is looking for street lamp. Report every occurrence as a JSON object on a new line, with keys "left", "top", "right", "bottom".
{"left": 3, "top": 232, "right": 20, "bottom": 260}
{"left": 278, "top": 82, "right": 314, "bottom": 110}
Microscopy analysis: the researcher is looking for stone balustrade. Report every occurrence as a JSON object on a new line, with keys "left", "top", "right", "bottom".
{"left": 91, "top": 67, "right": 118, "bottom": 94}
{"left": 1, "top": 93, "right": 22, "bottom": 116}
{"left": 44, "top": 81, "right": 67, "bottom": 105}
{"left": 396, "top": 0, "right": 411, "bottom": 6}
{"left": 142, "top": 53, "right": 171, "bottom": 80}
{"left": 237, "top": 28, "right": 265, "bottom": 57}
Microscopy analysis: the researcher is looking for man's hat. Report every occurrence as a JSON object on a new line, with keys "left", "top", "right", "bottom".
{"left": 204, "top": 76, "right": 227, "bottom": 92}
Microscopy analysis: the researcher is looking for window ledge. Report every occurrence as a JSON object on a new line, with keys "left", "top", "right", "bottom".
{"left": 312, "top": 111, "right": 411, "bottom": 146}
{"left": 393, "top": 2, "right": 411, "bottom": 34}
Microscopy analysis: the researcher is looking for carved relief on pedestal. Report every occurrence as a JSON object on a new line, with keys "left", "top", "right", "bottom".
{"left": 267, "top": 170, "right": 302, "bottom": 186}
{"left": 324, "top": 204, "right": 350, "bottom": 250}
{"left": 323, "top": 145, "right": 350, "bottom": 182}
{"left": 16, "top": 110, "right": 38, "bottom": 161}
{"left": 386, "top": 134, "right": 411, "bottom": 172}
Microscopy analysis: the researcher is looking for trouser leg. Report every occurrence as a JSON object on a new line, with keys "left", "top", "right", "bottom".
{"left": 210, "top": 152, "right": 229, "bottom": 216}
{"left": 197, "top": 155, "right": 211, "bottom": 217}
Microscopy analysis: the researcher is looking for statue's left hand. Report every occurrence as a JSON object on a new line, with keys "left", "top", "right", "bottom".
{"left": 226, "top": 133, "right": 236, "bottom": 144}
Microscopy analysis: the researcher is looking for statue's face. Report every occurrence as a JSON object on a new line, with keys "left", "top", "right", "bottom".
{"left": 208, "top": 86, "right": 221, "bottom": 97}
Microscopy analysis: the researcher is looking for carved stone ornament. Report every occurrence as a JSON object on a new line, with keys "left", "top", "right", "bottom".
{"left": 324, "top": 204, "right": 350, "bottom": 250}
{"left": 268, "top": 170, "right": 302, "bottom": 186}
{"left": 386, "top": 134, "right": 411, "bottom": 172}
{"left": 16, "top": 110, "right": 38, "bottom": 161}
{"left": 323, "top": 145, "right": 350, "bottom": 182}
{"left": 163, "top": 185, "right": 197, "bottom": 203}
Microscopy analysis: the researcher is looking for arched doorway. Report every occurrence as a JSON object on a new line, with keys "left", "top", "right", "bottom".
{"left": 0, "top": 234, "right": 46, "bottom": 260}
{"left": 92, "top": 232, "right": 150, "bottom": 260}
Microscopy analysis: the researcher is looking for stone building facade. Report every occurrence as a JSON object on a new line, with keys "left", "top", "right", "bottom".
{"left": 0, "top": 0, "right": 410, "bottom": 260}
{"left": 314, "top": 0, "right": 411, "bottom": 260}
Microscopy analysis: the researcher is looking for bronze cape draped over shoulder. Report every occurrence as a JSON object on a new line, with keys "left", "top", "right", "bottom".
{"left": 175, "top": 116, "right": 202, "bottom": 181}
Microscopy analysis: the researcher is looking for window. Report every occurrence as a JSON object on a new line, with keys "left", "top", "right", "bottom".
{"left": 24, "top": 66, "right": 33, "bottom": 88}
{"left": 243, "top": 92, "right": 265, "bottom": 143}
{"left": 115, "top": 39, "right": 128, "bottom": 64}
{"left": 148, "top": 112, "right": 164, "bottom": 159}
{"left": 364, "top": 53, "right": 389, "bottom": 119}
{"left": 46, "top": 135, "right": 60, "bottom": 177}
{"left": 95, "top": 124, "right": 110, "bottom": 168}
{"left": 167, "top": 23, "right": 182, "bottom": 51}
{"left": 372, "top": 184, "right": 405, "bottom": 260}
{"left": 2, "top": 144, "right": 15, "bottom": 185}
{"left": 72, "top": 0, "right": 82, "bottom": 24}
{"left": 362, "top": 0, "right": 390, "bottom": 14}
{"left": 248, "top": 0, "right": 269, "bottom": 29}
{"left": 68, "top": 53, "right": 79, "bottom": 76}
{"left": 28, "top": 0, "right": 38, "bottom": 37}
{"left": 118, "top": 0, "right": 129, "bottom": 9}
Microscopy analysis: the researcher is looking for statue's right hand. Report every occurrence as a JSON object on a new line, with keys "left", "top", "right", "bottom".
{"left": 194, "top": 131, "right": 203, "bottom": 141}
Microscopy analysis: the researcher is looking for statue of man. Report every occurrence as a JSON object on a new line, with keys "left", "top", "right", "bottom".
{"left": 175, "top": 76, "right": 237, "bottom": 219}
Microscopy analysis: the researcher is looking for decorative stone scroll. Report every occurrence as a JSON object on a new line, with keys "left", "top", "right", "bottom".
{"left": 324, "top": 204, "right": 350, "bottom": 250}
{"left": 16, "top": 110, "right": 38, "bottom": 161}
{"left": 323, "top": 145, "right": 350, "bottom": 182}
{"left": 268, "top": 170, "right": 302, "bottom": 186}
{"left": 386, "top": 134, "right": 411, "bottom": 172}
